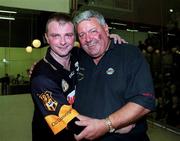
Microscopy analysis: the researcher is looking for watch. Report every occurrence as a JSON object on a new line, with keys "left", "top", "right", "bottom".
{"left": 104, "top": 117, "right": 115, "bottom": 133}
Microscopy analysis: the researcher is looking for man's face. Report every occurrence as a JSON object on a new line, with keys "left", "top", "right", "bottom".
{"left": 77, "top": 17, "right": 109, "bottom": 60}
{"left": 45, "top": 21, "right": 75, "bottom": 57}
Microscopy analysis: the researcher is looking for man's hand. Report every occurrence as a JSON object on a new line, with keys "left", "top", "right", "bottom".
{"left": 109, "top": 34, "right": 127, "bottom": 44}
{"left": 74, "top": 115, "right": 135, "bottom": 141}
{"left": 74, "top": 115, "right": 108, "bottom": 141}
{"left": 28, "top": 62, "right": 37, "bottom": 78}
{"left": 115, "top": 124, "right": 135, "bottom": 134}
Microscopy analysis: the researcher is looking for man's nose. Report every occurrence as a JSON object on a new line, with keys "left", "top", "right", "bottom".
{"left": 85, "top": 33, "right": 92, "bottom": 42}
{"left": 60, "top": 37, "right": 66, "bottom": 45}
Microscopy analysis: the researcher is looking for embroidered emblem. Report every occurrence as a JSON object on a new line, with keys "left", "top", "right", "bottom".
{"left": 62, "top": 79, "right": 69, "bottom": 92}
{"left": 39, "top": 91, "right": 58, "bottom": 111}
{"left": 106, "top": 68, "right": 115, "bottom": 75}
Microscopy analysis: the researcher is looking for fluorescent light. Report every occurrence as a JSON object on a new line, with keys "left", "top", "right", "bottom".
{"left": 0, "top": 10, "right": 17, "bottom": 14}
{"left": 111, "top": 22, "right": 127, "bottom": 26}
{"left": 126, "top": 29, "right": 138, "bottom": 32}
{"left": 168, "top": 33, "right": 175, "bottom": 36}
{"left": 0, "top": 16, "right": 15, "bottom": 20}
{"left": 148, "top": 31, "right": 158, "bottom": 34}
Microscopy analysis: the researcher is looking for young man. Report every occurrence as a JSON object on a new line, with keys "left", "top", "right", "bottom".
{"left": 30, "top": 13, "right": 82, "bottom": 141}
{"left": 73, "top": 10, "right": 155, "bottom": 141}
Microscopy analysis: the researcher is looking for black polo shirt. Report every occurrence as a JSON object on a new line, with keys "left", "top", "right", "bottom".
{"left": 74, "top": 41, "right": 155, "bottom": 141}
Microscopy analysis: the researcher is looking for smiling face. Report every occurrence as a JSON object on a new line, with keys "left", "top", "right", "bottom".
{"left": 45, "top": 20, "right": 75, "bottom": 58}
{"left": 76, "top": 17, "right": 110, "bottom": 64}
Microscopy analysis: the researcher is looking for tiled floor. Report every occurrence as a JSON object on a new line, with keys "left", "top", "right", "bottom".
{"left": 0, "top": 94, "right": 179, "bottom": 141}
{"left": 148, "top": 121, "right": 180, "bottom": 141}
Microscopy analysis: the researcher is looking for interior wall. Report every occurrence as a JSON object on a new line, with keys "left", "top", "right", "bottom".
{"left": 111, "top": 29, "right": 148, "bottom": 46}
{"left": 0, "top": 47, "right": 47, "bottom": 78}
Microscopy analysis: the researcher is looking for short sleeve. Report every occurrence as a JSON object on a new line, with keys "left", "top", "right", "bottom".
{"left": 124, "top": 49, "right": 155, "bottom": 110}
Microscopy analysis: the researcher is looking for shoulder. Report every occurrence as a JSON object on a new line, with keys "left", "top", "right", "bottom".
{"left": 31, "top": 59, "right": 52, "bottom": 79}
{"left": 71, "top": 47, "right": 88, "bottom": 61}
{"left": 112, "top": 43, "right": 142, "bottom": 58}
{"left": 31, "top": 75, "right": 55, "bottom": 86}
{"left": 116, "top": 43, "right": 140, "bottom": 52}
{"left": 31, "top": 75, "right": 59, "bottom": 92}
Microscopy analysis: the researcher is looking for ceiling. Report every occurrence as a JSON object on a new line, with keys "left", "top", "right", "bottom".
{"left": 78, "top": 0, "right": 180, "bottom": 26}
{"left": 0, "top": 0, "right": 180, "bottom": 47}
{"left": 0, "top": 6, "right": 53, "bottom": 47}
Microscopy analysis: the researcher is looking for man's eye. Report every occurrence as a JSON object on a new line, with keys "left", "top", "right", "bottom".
{"left": 91, "top": 30, "right": 97, "bottom": 33}
{"left": 51, "top": 34, "right": 60, "bottom": 38}
{"left": 66, "top": 34, "right": 74, "bottom": 38}
{"left": 90, "top": 29, "right": 98, "bottom": 34}
{"left": 79, "top": 33, "right": 85, "bottom": 38}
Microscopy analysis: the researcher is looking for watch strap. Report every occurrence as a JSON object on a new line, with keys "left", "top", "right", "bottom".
{"left": 104, "top": 117, "right": 115, "bottom": 133}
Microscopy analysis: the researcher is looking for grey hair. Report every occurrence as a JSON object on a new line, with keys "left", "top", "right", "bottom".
{"left": 73, "top": 10, "right": 106, "bottom": 28}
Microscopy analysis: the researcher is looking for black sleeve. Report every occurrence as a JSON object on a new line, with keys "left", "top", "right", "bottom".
{"left": 124, "top": 47, "right": 156, "bottom": 111}
{"left": 31, "top": 75, "right": 83, "bottom": 135}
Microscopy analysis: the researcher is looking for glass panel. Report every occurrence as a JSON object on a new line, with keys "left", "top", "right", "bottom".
{"left": 0, "top": 6, "right": 52, "bottom": 95}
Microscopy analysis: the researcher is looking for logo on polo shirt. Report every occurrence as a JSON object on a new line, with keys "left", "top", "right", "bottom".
{"left": 106, "top": 67, "right": 115, "bottom": 75}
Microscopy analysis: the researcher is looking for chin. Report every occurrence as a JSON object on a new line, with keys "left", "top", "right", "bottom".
{"left": 89, "top": 54, "right": 99, "bottom": 58}
{"left": 58, "top": 52, "right": 69, "bottom": 57}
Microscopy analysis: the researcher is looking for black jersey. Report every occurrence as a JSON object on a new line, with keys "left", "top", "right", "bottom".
{"left": 74, "top": 41, "right": 155, "bottom": 141}
{"left": 30, "top": 47, "right": 80, "bottom": 141}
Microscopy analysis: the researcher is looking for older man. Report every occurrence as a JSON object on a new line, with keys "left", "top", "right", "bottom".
{"left": 73, "top": 10, "right": 155, "bottom": 141}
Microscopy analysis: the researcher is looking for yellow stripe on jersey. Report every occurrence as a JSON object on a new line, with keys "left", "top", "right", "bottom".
{"left": 45, "top": 105, "right": 79, "bottom": 135}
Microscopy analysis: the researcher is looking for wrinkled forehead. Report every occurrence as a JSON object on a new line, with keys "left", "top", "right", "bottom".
{"left": 77, "top": 17, "right": 101, "bottom": 28}
{"left": 79, "top": 17, "right": 99, "bottom": 23}
{"left": 76, "top": 17, "right": 102, "bottom": 28}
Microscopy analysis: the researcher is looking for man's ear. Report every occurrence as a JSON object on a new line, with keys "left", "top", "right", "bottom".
{"left": 45, "top": 33, "right": 49, "bottom": 44}
{"left": 104, "top": 24, "right": 110, "bottom": 36}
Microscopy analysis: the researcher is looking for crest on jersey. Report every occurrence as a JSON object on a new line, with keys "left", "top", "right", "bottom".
{"left": 106, "top": 67, "right": 115, "bottom": 75}
{"left": 38, "top": 91, "right": 58, "bottom": 111}
{"left": 62, "top": 79, "right": 69, "bottom": 92}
